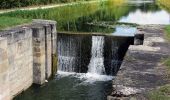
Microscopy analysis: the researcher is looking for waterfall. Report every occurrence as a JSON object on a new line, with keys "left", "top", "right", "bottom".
{"left": 58, "top": 35, "right": 107, "bottom": 75}
{"left": 57, "top": 35, "right": 81, "bottom": 72}
{"left": 87, "top": 36, "right": 106, "bottom": 75}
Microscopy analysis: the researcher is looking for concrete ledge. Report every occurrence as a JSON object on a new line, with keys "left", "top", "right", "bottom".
{"left": 108, "top": 25, "right": 170, "bottom": 99}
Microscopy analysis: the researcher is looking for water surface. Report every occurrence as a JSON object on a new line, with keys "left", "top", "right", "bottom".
{"left": 14, "top": 72, "right": 112, "bottom": 100}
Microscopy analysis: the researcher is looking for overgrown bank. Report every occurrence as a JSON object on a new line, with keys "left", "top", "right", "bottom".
{"left": 0, "top": 0, "right": 103, "bottom": 30}
{"left": 157, "top": 0, "right": 170, "bottom": 12}
{"left": 0, "top": 0, "right": 91, "bottom": 9}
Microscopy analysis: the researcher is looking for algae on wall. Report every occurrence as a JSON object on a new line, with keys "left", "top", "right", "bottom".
{"left": 52, "top": 53, "right": 58, "bottom": 76}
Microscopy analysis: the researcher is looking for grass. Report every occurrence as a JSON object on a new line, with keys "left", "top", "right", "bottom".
{"left": 165, "top": 25, "right": 170, "bottom": 41}
{"left": 147, "top": 85, "right": 170, "bottom": 100}
{"left": 164, "top": 57, "right": 170, "bottom": 74}
{"left": 0, "top": 16, "right": 31, "bottom": 30}
{"left": 163, "top": 25, "right": 170, "bottom": 74}
{"left": 157, "top": 0, "right": 170, "bottom": 13}
{"left": 0, "top": 0, "right": 101, "bottom": 30}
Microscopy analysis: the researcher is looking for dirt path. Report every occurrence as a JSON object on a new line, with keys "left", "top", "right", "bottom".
{"left": 0, "top": 0, "right": 105, "bottom": 14}
{"left": 108, "top": 25, "right": 170, "bottom": 100}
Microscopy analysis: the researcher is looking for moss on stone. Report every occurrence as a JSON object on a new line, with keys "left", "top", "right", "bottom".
{"left": 52, "top": 53, "right": 58, "bottom": 76}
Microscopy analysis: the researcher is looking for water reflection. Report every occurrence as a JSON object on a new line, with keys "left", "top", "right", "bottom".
{"left": 119, "top": 10, "right": 170, "bottom": 25}
{"left": 60, "top": 0, "right": 170, "bottom": 32}
{"left": 113, "top": 26, "right": 137, "bottom": 36}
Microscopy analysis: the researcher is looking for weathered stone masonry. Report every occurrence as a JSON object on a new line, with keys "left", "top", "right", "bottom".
{"left": 0, "top": 20, "right": 57, "bottom": 100}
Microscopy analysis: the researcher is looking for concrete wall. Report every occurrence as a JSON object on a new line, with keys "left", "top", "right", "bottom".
{"left": 0, "top": 20, "right": 57, "bottom": 100}
{"left": 0, "top": 37, "right": 10, "bottom": 100}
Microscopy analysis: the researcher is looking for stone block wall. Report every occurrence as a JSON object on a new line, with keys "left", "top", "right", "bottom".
{"left": 0, "top": 20, "right": 57, "bottom": 100}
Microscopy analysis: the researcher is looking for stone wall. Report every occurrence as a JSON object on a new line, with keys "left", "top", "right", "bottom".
{"left": 0, "top": 20, "right": 57, "bottom": 100}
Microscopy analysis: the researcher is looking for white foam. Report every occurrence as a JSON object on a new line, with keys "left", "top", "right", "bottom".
{"left": 57, "top": 71, "right": 76, "bottom": 78}
{"left": 57, "top": 71, "right": 113, "bottom": 84}
{"left": 88, "top": 36, "right": 106, "bottom": 75}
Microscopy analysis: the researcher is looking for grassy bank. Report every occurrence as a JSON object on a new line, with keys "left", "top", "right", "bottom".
{"left": 0, "top": 0, "right": 91, "bottom": 9}
{"left": 0, "top": 0, "right": 101, "bottom": 30}
{"left": 157, "top": 0, "right": 170, "bottom": 13}
{"left": 0, "top": 16, "right": 31, "bottom": 30}
{"left": 147, "top": 85, "right": 170, "bottom": 100}
{"left": 162, "top": 31, "right": 170, "bottom": 74}
{"left": 0, "top": 0, "right": 130, "bottom": 32}
{"left": 165, "top": 26, "right": 170, "bottom": 41}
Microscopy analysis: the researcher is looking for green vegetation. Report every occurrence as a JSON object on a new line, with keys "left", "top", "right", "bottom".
{"left": 0, "top": 2, "right": 101, "bottom": 31}
{"left": 163, "top": 57, "right": 170, "bottom": 76}
{"left": 147, "top": 85, "right": 170, "bottom": 100}
{"left": 0, "top": 0, "right": 132, "bottom": 32}
{"left": 164, "top": 25, "right": 170, "bottom": 74}
{"left": 0, "top": 2, "right": 100, "bottom": 30}
{"left": 0, "top": 0, "right": 91, "bottom": 9}
{"left": 164, "top": 25, "right": 170, "bottom": 41}
{"left": 0, "top": 16, "right": 31, "bottom": 30}
{"left": 157, "top": 0, "right": 170, "bottom": 13}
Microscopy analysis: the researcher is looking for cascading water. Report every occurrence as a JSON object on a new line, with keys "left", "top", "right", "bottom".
{"left": 58, "top": 35, "right": 82, "bottom": 72}
{"left": 87, "top": 36, "right": 106, "bottom": 75}
{"left": 57, "top": 34, "right": 113, "bottom": 82}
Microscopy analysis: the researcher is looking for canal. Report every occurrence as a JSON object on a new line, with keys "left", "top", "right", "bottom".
{"left": 10, "top": 0, "right": 170, "bottom": 100}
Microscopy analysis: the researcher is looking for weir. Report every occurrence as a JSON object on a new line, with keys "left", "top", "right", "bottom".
{"left": 0, "top": 20, "right": 144, "bottom": 100}
{"left": 57, "top": 32, "right": 143, "bottom": 76}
